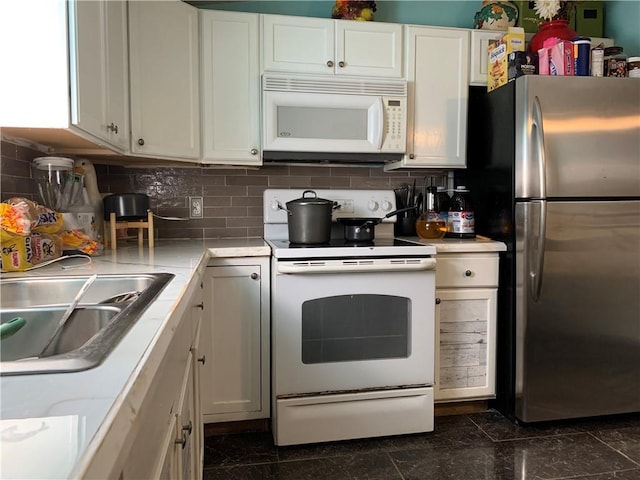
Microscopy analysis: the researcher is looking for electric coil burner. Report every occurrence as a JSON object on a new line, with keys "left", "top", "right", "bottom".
{"left": 264, "top": 189, "right": 437, "bottom": 446}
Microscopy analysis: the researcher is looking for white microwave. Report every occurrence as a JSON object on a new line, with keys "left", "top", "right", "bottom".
{"left": 262, "top": 74, "right": 407, "bottom": 157}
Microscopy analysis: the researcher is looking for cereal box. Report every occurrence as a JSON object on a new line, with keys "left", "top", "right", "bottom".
{"left": 487, "top": 27, "right": 526, "bottom": 91}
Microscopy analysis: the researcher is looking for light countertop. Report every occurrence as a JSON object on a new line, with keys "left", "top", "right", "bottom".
{"left": 0, "top": 239, "right": 269, "bottom": 479}
{"left": 403, "top": 235, "right": 507, "bottom": 253}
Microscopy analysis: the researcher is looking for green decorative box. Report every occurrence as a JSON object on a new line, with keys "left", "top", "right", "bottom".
{"left": 574, "top": 1, "right": 604, "bottom": 38}
{"left": 514, "top": 1, "right": 603, "bottom": 37}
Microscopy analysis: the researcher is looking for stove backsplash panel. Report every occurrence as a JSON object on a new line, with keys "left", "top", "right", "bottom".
{"left": 1, "top": 140, "right": 447, "bottom": 240}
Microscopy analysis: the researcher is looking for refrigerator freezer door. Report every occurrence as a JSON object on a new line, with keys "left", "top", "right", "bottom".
{"left": 515, "top": 200, "right": 640, "bottom": 422}
{"left": 515, "top": 76, "right": 640, "bottom": 199}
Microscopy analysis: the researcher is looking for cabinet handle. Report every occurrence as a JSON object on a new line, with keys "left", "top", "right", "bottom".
{"left": 196, "top": 302, "right": 204, "bottom": 310}
{"left": 250, "top": 148, "right": 258, "bottom": 155}
{"left": 107, "top": 123, "right": 118, "bottom": 134}
{"left": 137, "top": 138, "right": 145, "bottom": 146}
{"left": 338, "top": 61, "right": 345, "bottom": 68}
{"left": 250, "top": 273, "right": 259, "bottom": 280}
{"left": 435, "top": 298, "right": 441, "bottom": 304}
{"left": 326, "top": 60, "right": 334, "bottom": 68}
{"left": 197, "top": 355, "right": 206, "bottom": 365}
{"left": 465, "top": 270, "right": 473, "bottom": 277}
{"left": 182, "top": 420, "right": 193, "bottom": 435}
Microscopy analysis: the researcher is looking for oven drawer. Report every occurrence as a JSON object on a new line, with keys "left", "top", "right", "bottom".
{"left": 435, "top": 253, "right": 499, "bottom": 288}
{"left": 274, "top": 387, "right": 434, "bottom": 446}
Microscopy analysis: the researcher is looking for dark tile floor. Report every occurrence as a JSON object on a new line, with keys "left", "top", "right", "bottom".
{"left": 203, "top": 410, "right": 640, "bottom": 480}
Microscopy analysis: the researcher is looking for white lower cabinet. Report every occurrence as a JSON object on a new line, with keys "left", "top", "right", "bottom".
{"left": 201, "top": 257, "right": 270, "bottom": 423}
{"left": 434, "top": 253, "right": 499, "bottom": 402}
{"left": 117, "top": 278, "right": 204, "bottom": 480}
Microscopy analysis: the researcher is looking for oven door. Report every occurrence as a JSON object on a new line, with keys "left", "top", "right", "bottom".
{"left": 272, "top": 261, "right": 436, "bottom": 396}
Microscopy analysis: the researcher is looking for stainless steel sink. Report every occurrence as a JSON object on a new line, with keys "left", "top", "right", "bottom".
{"left": 0, "top": 273, "right": 174, "bottom": 376}
{"left": 1, "top": 273, "right": 170, "bottom": 309}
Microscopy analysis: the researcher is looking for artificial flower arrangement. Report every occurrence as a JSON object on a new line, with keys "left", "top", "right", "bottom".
{"left": 533, "top": 0, "right": 576, "bottom": 21}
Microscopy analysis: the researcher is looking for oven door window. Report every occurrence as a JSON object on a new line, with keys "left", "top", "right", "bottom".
{"left": 301, "top": 294, "right": 410, "bottom": 364}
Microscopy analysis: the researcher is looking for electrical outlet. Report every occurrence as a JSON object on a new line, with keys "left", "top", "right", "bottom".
{"left": 189, "top": 196, "right": 203, "bottom": 219}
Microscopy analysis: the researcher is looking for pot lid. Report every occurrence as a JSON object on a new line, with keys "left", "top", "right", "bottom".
{"left": 286, "top": 190, "right": 333, "bottom": 206}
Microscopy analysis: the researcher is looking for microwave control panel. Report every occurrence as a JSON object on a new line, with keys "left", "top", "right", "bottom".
{"left": 381, "top": 97, "right": 406, "bottom": 153}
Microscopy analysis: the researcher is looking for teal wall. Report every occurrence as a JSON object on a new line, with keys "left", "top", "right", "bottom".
{"left": 190, "top": 1, "right": 640, "bottom": 55}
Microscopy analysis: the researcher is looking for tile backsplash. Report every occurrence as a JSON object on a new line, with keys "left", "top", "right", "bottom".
{"left": 1, "top": 139, "right": 447, "bottom": 240}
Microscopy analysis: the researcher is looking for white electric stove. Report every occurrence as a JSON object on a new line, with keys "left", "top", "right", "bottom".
{"left": 264, "top": 189, "right": 436, "bottom": 446}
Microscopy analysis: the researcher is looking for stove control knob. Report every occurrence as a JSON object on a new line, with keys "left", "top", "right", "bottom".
{"left": 271, "top": 200, "right": 282, "bottom": 211}
{"left": 381, "top": 200, "right": 392, "bottom": 211}
{"left": 367, "top": 200, "right": 379, "bottom": 212}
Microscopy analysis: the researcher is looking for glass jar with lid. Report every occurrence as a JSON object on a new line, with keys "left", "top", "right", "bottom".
{"left": 604, "top": 46, "right": 627, "bottom": 77}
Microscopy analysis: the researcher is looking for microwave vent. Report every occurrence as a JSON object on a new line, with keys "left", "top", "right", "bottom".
{"left": 263, "top": 74, "right": 406, "bottom": 97}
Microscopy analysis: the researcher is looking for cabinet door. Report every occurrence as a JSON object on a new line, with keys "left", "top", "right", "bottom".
{"left": 402, "top": 26, "right": 469, "bottom": 169}
{"left": 262, "top": 15, "right": 334, "bottom": 74}
{"left": 129, "top": 0, "right": 200, "bottom": 160}
{"left": 201, "top": 263, "right": 266, "bottom": 420}
{"left": 177, "top": 357, "right": 196, "bottom": 480}
{"left": 336, "top": 20, "right": 403, "bottom": 78}
{"left": 470, "top": 30, "right": 503, "bottom": 86}
{"left": 190, "top": 283, "right": 204, "bottom": 480}
{"left": 200, "top": 11, "right": 261, "bottom": 165}
{"left": 434, "top": 288, "right": 497, "bottom": 402}
{"left": 69, "top": 0, "right": 129, "bottom": 151}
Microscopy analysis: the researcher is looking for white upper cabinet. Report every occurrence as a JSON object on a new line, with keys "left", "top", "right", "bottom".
{"left": 0, "top": 0, "right": 129, "bottom": 153}
{"left": 469, "top": 30, "right": 503, "bottom": 86}
{"left": 70, "top": 0, "right": 129, "bottom": 152}
{"left": 128, "top": 0, "right": 200, "bottom": 160}
{"left": 199, "top": 11, "right": 261, "bottom": 166}
{"left": 387, "top": 26, "right": 469, "bottom": 170}
{"left": 262, "top": 15, "right": 403, "bottom": 78}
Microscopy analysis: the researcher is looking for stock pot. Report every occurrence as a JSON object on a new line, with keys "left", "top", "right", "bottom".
{"left": 279, "top": 190, "right": 336, "bottom": 244}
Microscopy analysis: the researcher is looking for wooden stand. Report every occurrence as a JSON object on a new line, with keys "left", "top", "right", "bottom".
{"left": 104, "top": 211, "right": 154, "bottom": 250}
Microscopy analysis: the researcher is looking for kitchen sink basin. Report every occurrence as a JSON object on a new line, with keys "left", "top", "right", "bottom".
{"left": 0, "top": 273, "right": 174, "bottom": 376}
{"left": 0, "top": 273, "right": 171, "bottom": 309}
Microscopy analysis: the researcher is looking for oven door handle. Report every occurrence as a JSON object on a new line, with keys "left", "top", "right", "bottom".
{"left": 277, "top": 258, "right": 436, "bottom": 274}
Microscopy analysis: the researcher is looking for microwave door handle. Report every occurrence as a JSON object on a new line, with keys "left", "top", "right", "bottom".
{"left": 373, "top": 98, "right": 384, "bottom": 149}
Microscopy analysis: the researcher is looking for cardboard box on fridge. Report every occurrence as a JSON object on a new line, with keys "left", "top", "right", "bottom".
{"left": 487, "top": 27, "right": 525, "bottom": 92}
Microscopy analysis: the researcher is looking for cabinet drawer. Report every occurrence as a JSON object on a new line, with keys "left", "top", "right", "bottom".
{"left": 436, "top": 254, "right": 499, "bottom": 288}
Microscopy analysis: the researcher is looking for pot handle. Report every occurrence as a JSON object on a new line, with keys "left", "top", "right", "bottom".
{"left": 275, "top": 201, "right": 292, "bottom": 215}
{"left": 302, "top": 190, "right": 317, "bottom": 199}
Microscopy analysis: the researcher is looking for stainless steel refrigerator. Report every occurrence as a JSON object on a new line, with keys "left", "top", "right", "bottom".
{"left": 461, "top": 76, "right": 640, "bottom": 423}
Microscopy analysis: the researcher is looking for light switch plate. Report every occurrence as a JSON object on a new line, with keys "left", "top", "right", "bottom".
{"left": 189, "top": 196, "right": 203, "bottom": 219}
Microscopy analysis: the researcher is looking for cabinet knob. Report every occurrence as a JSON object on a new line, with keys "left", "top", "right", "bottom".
{"left": 137, "top": 138, "right": 145, "bottom": 146}
{"left": 251, "top": 273, "right": 259, "bottom": 280}
{"left": 435, "top": 298, "right": 441, "bottom": 304}
{"left": 107, "top": 123, "right": 118, "bottom": 134}
{"left": 326, "top": 60, "right": 334, "bottom": 68}
{"left": 182, "top": 420, "right": 193, "bottom": 435}
{"left": 197, "top": 355, "right": 206, "bottom": 365}
{"left": 250, "top": 148, "right": 258, "bottom": 155}
{"left": 338, "top": 61, "right": 345, "bottom": 68}
{"left": 175, "top": 432, "right": 187, "bottom": 448}
{"left": 409, "top": 153, "right": 415, "bottom": 159}
{"left": 465, "top": 270, "right": 473, "bottom": 277}
{"left": 196, "top": 302, "right": 204, "bottom": 310}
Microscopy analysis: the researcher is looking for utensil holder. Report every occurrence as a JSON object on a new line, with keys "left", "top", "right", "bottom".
{"left": 104, "top": 211, "right": 154, "bottom": 250}
{"left": 395, "top": 213, "right": 417, "bottom": 237}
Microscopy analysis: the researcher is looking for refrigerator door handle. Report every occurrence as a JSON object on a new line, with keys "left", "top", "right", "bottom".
{"left": 531, "top": 96, "right": 547, "bottom": 199}
{"left": 529, "top": 200, "right": 547, "bottom": 302}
